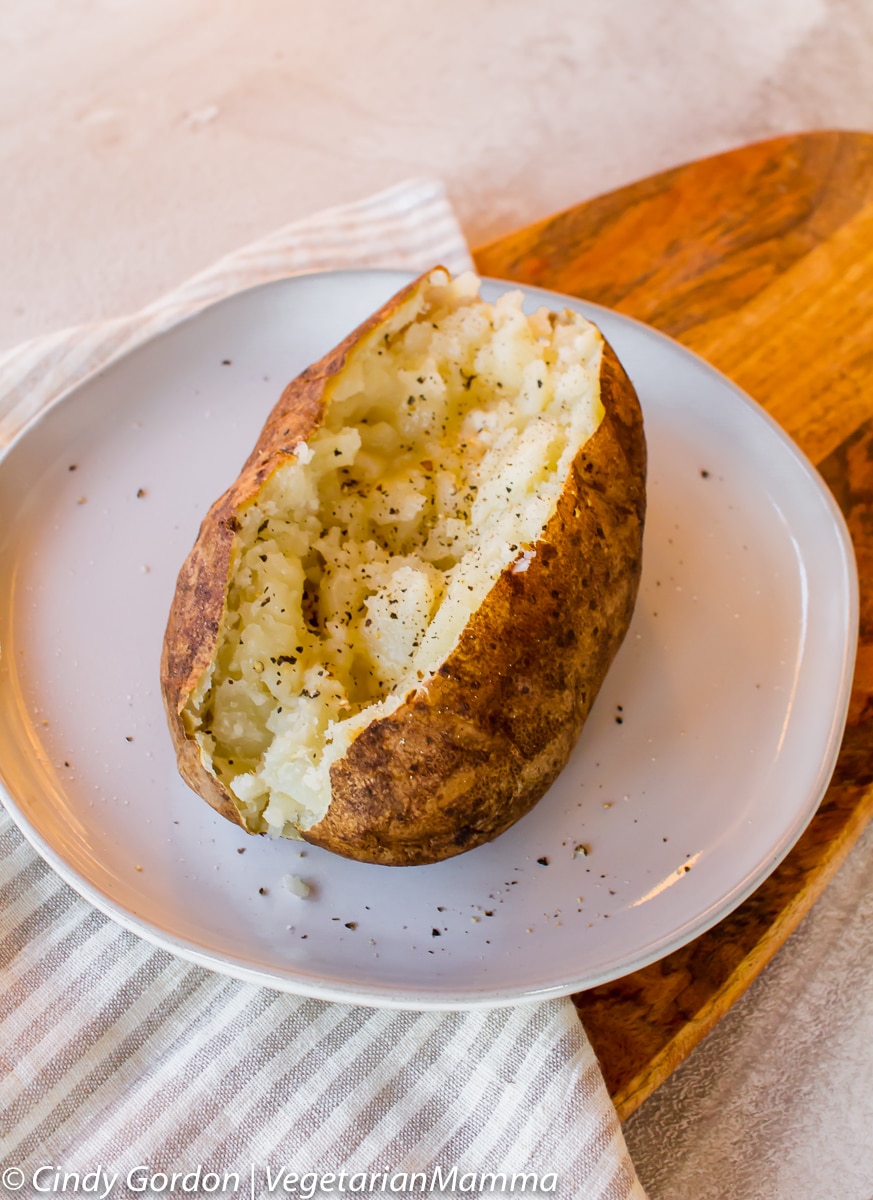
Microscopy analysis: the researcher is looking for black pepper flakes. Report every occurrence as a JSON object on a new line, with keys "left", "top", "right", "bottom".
{"left": 537, "top": 856, "right": 550, "bottom": 866}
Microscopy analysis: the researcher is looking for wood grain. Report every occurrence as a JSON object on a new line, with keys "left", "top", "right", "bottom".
{"left": 474, "top": 131, "right": 873, "bottom": 1119}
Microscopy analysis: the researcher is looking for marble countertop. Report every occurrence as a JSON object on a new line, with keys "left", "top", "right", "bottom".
{"left": 3, "top": 3, "right": 873, "bottom": 1197}
{"left": 4, "top": 0, "right": 873, "bottom": 355}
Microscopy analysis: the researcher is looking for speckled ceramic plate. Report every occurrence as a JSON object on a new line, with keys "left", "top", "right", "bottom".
{"left": 0, "top": 270, "right": 857, "bottom": 1009}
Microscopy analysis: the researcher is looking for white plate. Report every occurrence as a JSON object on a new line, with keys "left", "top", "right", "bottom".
{"left": 0, "top": 270, "right": 857, "bottom": 1009}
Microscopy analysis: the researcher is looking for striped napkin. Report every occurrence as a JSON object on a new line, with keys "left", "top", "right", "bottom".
{"left": 0, "top": 180, "right": 648, "bottom": 1200}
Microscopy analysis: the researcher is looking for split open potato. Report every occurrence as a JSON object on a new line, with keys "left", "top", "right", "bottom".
{"left": 161, "top": 268, "right": 646, "bottom": 865}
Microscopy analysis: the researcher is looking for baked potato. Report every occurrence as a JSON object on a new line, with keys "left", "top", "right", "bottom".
{"left": 161, "top": 268, "right": 646, "bottom": 866}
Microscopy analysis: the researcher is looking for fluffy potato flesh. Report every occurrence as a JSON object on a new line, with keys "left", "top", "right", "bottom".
{"left": 181, "top": 270, "right": 607, "bottom": 841}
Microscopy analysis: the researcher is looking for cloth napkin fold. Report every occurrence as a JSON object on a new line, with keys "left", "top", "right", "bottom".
{"left": 0, "top": 179, "right": 648, "bottom": 1200}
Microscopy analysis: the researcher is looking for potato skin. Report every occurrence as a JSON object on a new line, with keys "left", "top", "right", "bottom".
{"left": 306, "top": 342, "right": 646, "bottom": 865}
{"left": 161, "top": 272, "right": 646, "bottom": 866}
{"left": 160, "top": 273, "right": 426, "bottom": 831}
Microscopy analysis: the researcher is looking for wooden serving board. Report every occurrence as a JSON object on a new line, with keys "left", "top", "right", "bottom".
{"left": 473, "top": 130, "right": 873, "bottom": 1121}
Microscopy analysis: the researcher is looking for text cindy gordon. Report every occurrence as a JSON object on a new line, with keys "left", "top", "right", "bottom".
{"left": 5, "top": 1164, "right": 559, "bottom": 1197}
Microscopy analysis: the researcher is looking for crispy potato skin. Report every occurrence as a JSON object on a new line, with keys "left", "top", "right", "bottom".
{"left": 306, "top": 342, "right": 645, "bottom": 864}
{"left": 160, "top": 274, "right": 425, "bottom": 831}
{"left": 161, "top": 273, "right": 646, "bottom": 865}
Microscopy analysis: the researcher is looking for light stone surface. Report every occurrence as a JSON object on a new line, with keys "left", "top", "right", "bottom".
{"left": 3, "top": 0, "right": 873, "bottom": 353}
{"left": 3, "top": 2, "right": 873, "bottom": 1197}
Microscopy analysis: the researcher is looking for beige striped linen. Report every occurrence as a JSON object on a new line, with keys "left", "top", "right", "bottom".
{"left": 0, "top": 179, "right": 648, "bottom": 1200}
